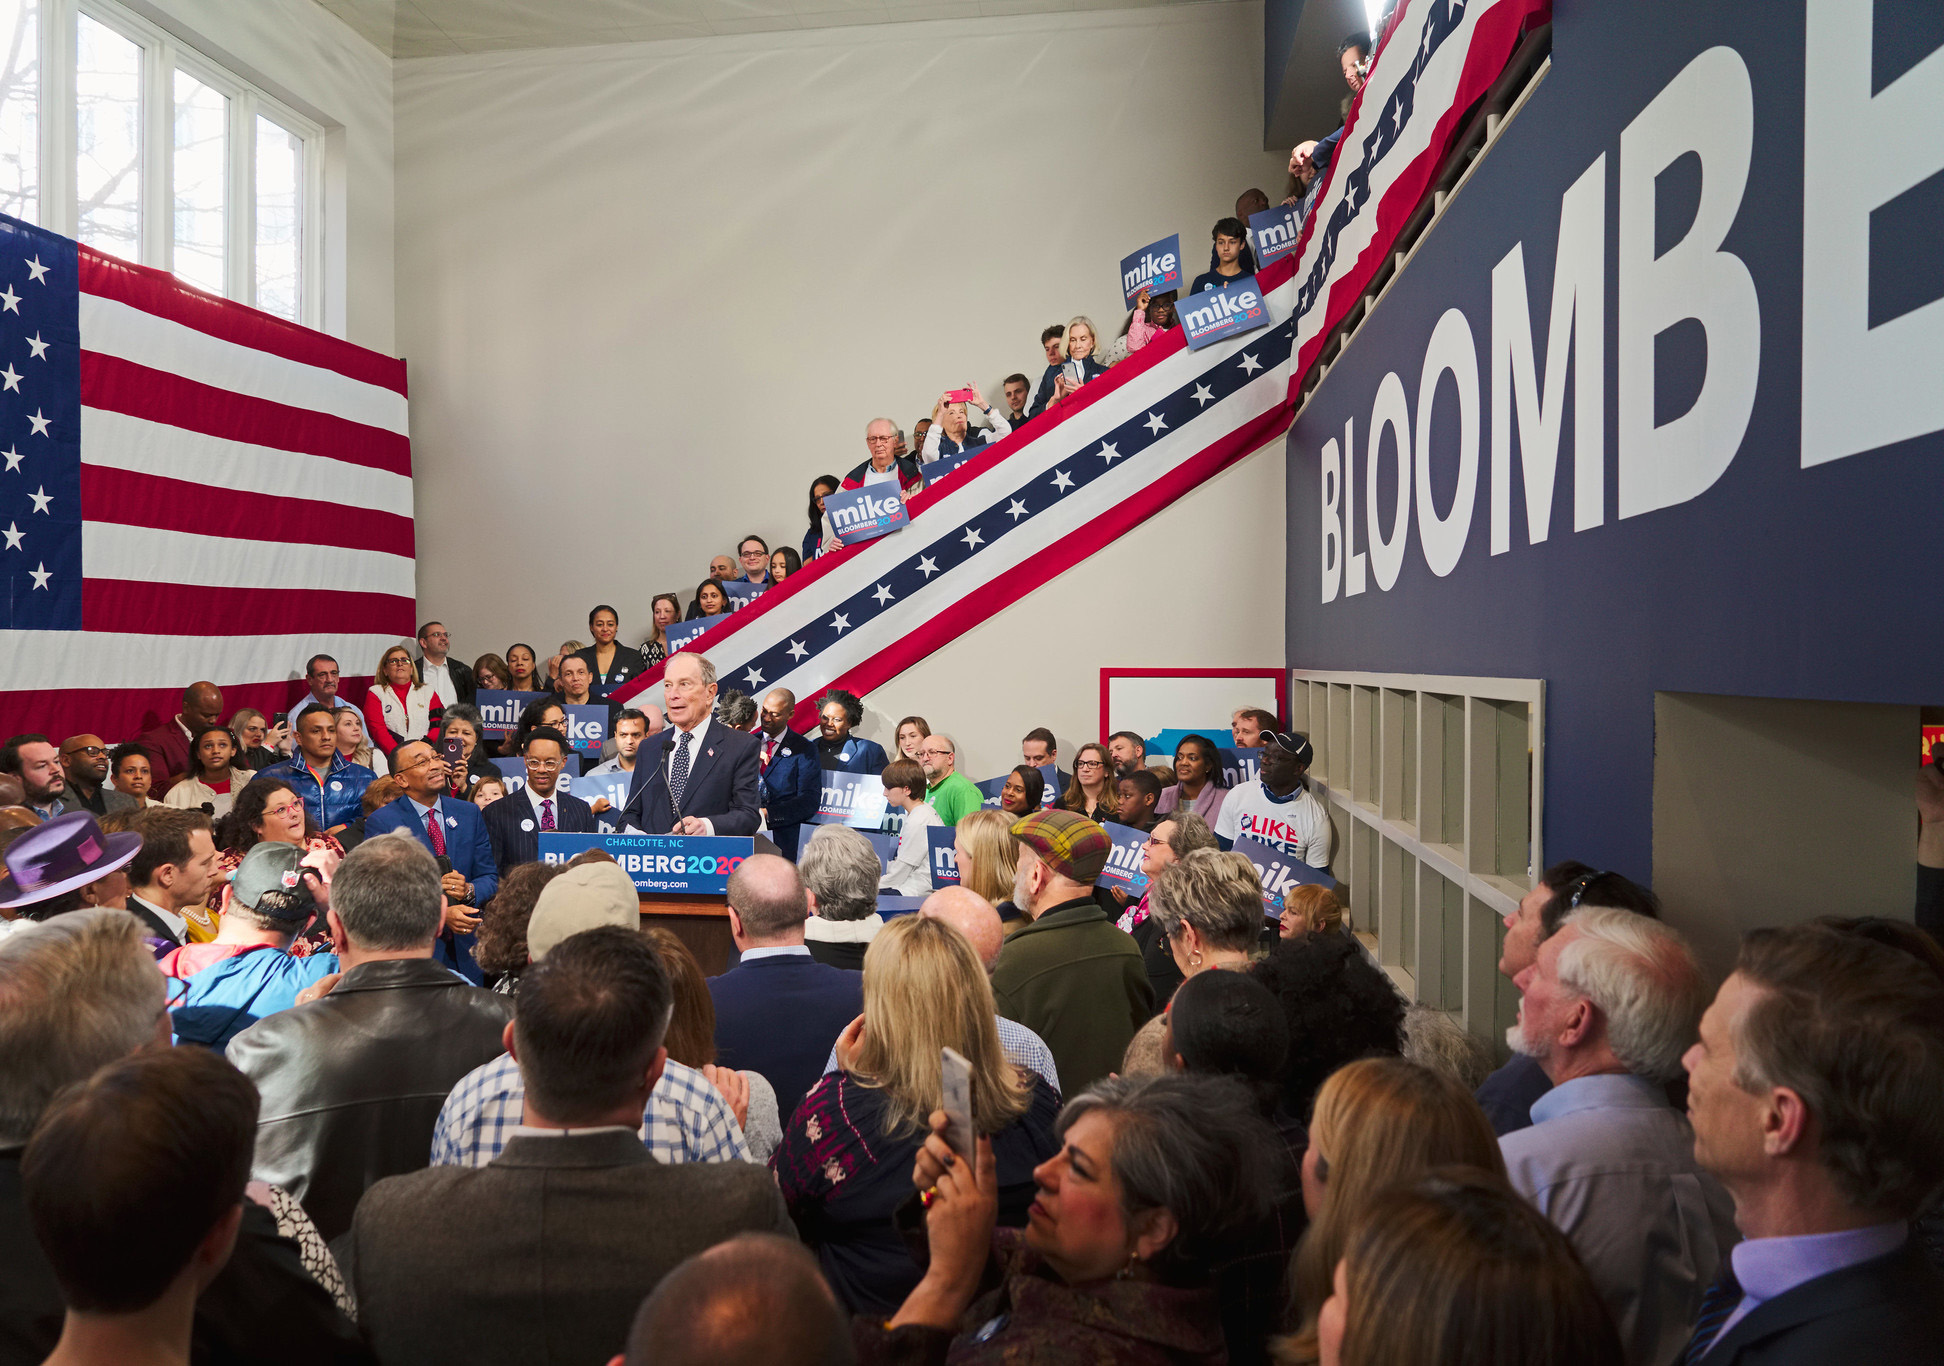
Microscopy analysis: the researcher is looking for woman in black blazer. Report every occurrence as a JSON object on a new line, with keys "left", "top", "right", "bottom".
{"left": 569, "top": 604, "right": 647, "bottom": 696}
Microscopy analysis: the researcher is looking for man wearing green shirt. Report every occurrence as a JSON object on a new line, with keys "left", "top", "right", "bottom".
{"left": 919, "top": 733, "right": 983, "bottom": 826}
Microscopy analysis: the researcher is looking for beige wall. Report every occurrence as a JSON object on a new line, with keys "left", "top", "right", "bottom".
{"left": 1652, "top": 692, "right": 1919, "bottom": 979}
{"left": 132, "top": 0, "right": 396, "bottom": 351}
{"left": 392, "top": 3, "right": 1289, "bottom": 725}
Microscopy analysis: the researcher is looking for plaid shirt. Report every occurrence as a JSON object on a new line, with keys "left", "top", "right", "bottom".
{"left": 430, "top": 1052, "right": 751, "bottom": 1167}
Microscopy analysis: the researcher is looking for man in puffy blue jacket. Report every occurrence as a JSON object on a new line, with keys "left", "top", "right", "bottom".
{"left": 254, "top": 703, "right": 376, "bottom": 832}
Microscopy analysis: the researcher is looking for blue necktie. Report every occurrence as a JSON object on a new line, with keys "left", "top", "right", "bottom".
{"left": 1677, "top": 1265, "right": 1742, "bottom": 1365}
{"left": 669, "top": 732, "right": 692, "bottom": 812}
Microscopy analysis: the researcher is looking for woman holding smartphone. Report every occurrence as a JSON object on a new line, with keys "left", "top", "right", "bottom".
{"left": 1027, "top": 316, "right": 1109, "bottom": 418}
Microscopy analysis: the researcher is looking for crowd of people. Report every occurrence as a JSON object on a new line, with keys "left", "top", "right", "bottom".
{"left": 2, "top": 635, "right": 1942, "bottom": 1366}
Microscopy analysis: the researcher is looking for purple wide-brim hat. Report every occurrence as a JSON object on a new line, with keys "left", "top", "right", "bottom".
{"left": 0, "top": 811, "right": 142, "bottom": 910}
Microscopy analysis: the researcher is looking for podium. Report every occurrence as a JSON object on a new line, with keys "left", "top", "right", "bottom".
{"left": 536, "top": 832, "right": 753, "bottom": 976}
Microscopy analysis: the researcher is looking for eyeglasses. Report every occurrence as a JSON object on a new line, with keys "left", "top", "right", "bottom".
{"left": 265, "top": 802, "right": 304, "bottom": 819}
{"left": 62, "top": 744, "right": 107, "bottom": 757}
{"left": 526, "top": 757, "right": 564, "bottom": 770}
{"left": 1075, "top": 758, "right": 1103, "bottom": 769}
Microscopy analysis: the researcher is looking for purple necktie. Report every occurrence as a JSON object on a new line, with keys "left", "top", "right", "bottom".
{"left": 540, "top": 798, "right": 555, "bottom": 832}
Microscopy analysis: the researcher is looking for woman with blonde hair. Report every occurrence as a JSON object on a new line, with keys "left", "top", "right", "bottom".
{"left": 1027, "top": 315, "right": 1110, "bottom": 418}
{"left": 771, "top": 914, "right": 1060, "bottom": 1316}
{"left": 365, "top": 643, "right": 435, "bottom": 754}
{"left": 1280, "top": 883, "right": 1347, "bottom": 938}
{"left": 952, "top": 808, "right": 1023, "bottom": 933}
{"left": 333, "top": 706, "right": 388, "bottom": 777}
{"left": 893, "top": 715, "right": 930, "bottom": 763}
{"left": 641, "top": 926, "right": 782, "bottom": 1162}
{"left": 1277, "top": 1057, "right": 1505, "bottom": 1365}
{"left": 1061, "top": 741, "right": 1118, "bottom": 822}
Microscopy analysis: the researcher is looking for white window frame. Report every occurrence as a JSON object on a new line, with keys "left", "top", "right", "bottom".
{"left": 31, "top": 0, "right": 322, "bottom": 325}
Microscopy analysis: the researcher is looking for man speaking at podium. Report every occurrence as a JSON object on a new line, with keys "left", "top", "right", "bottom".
{"left": 621, "top": 653, "right": 761, "bottom": 837}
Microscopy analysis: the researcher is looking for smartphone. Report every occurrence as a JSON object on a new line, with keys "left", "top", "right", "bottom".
{"left": 271, "top": 712, "right": 288, "bottom": 730}
{"left": 946, "top": 387, "right": 976, "bottom": 404}
{"left": 940, "top": 1046, "right": 975, "bottom": 1166}
{"left": 1062, "top": 359, "right": 1084, "bottom": 388}
{"left": 438, "top": 737, "right": 465, "bottom": 769}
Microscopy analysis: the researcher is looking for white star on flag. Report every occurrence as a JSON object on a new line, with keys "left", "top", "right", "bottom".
{"left": 1, "top": 447, "right": 19, "bottom": 472}
{"left": 29, "top": 486, "right": 51, "bottom": 513}
{"left": 872, "top": 584, "right": 895, "bottom": 605}
{"left": 29, "top": 562, "right": 50, "bottom": 589}
{"left": 1006, "top": 499, "right": 1029, "bottom": 522}
{"left": 23, "top": 256, "right": 47, "bottom": 283}
{"left": 1239, "top": 353, "right": 1263, "bottom": 375}
{"left": 1051, "top": 469, "right": 1074, "bottom": 491}
{"left": 744, "top": 667, "right": 764, "bottom": 688}
{"left": 916, "top": 556, "right": 939, "bottom": 578}
{"left": 27, "top": 410, "right": 49, "bottom": 436}
{"left": 1144, "top": 413, "right": 1168, "bottom": 435}
{"left": 1193, "top": 384, "right": 1215, "bottom": 406}
{"left": 961, "top": 526, "right": 984, "bottom": 550}
{"left": 0, "top": 365, "right": 20, "bottom": 392}
{"left": 1097, "top": 442, "right": 1118, "bottom": 462}
{"left": 830, "top": 612, "right": 850, "bottom": 633}
{"left": 23, "top": 333, "right": 46, "bottom": 360}
{"left": 1, "top": 522, "right": 21, "bottom": 550}
{"left": 786, "top": 639, "right": 809, "bottom": 661}
{"left": 0, "top": 286, "right": 19, "bottom": 314}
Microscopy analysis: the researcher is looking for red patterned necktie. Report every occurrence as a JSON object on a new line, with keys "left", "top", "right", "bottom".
{"left": 763, "top": 736, "right": 777, "bottom": 769}
{"left": 426, "top": 806, "right": 447, "bottom": 857}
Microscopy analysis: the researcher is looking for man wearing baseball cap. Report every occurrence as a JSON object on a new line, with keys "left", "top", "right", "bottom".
{"left": 1213, "top": 730, "right": 1333, "bottom": 869}
{"left": 990, "top": 809, "right": 1154, "bottom": 1092}
{"left": 166, "top": 842, "right": 342, "bottom": 1051}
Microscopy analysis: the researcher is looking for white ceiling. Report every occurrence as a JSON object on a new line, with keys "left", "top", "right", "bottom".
{"left": 312, "top": 0, "right": 1224, "bottom": 57}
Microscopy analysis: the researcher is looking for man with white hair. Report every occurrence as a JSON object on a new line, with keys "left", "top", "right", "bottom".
{"left": 1500, "top": 907, "right": 1737, "bottom": 1366}
{"left": 797, "top": 824, "right": 884, "bottom": 971}
{"left": 839, "top": 417, "right": 922, "bottom": 496}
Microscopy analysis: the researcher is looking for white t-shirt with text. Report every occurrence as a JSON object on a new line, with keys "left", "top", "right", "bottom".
{"left": 1214, "top": 779, "right": 1334, "bottom": 868}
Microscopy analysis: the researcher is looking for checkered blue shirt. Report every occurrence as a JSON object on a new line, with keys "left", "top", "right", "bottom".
{"left": 822, "top": 1014, "right": 1062, "bottom": 1096}
{"left": 430, "top": 1052, "right": 750, "bottom": 1167}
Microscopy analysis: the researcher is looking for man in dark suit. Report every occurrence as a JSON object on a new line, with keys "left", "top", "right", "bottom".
{"left": 620, "top": 654, "right": 761, "bottom": 837}
{"left": 485, "top": 727, "right": 599, "bottom": 875}
{"left": 365, "top": 738, "right": 500, "bottom": 984}
{"left": 124, "top": 807, "right": 219, "bottom": 948}
{"left": 757, "top": 687, "right": 819, "bottom": 860}
{"left": 706, "top": 854, "right": 862, "bottom": 1121}
{"left": 1681, "top": 923, "right": 1944, "bottom": 1365}
{"left": 338, "top": 927, "right": 793, "bottom": 1366}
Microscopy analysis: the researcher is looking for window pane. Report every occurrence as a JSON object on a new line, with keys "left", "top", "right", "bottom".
{"left": 75, "top": 14, "right": 141, "bottom": 261}
{"left": 0, "top": 1, "right": 37, "bottom": 223}
{"left": 171, "top": 68, "right": 225, "bottom": 294}
{"left": 254, "top": 115, "right": 299, "bottom": 320}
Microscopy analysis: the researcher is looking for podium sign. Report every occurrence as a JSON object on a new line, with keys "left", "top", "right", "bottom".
{"left": 538, "top": 833, "right": 755, "bottom": 895}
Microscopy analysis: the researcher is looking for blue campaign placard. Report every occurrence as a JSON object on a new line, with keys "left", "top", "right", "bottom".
{"left": 1096, "top": 821, "right": 1152, "bottom": 895}
{"left": 927, "top": 825, "right": 960, "bottom": 888}
{"left": 538, "top": 832, "right": 754, "bottom": 895}
{"left": 579, "top": 766, "right": 635, "bottom": 814}
{"left": 475, "top": 688, "right": 547, "bottom": 740}
{"left": 860, "top": 829, "right": 900, "bottom": 872}
{"left": 1230, "top": 835, "right": 1337, "bottom": 917}
{"left": 1119, "top": 232, "right": 1183, "bottom": 306}
{"left": 1248, "top": 201, "right": 1304, "bottom": 266}
{"left": 664, "top": 616, "right": 722, "bottom": 654}
{"left": 974, "top": 767, "right": 1060, "bottom": 809}
{"left": 922, "top": 446, "right": 984, "bottom": 488}
{"left": 564, "top": 704, "right": 608, "bottom": 756}
{"left": 877, "top": 894, "right": 928, "bottom": 919}
{"left": 1179, "top": 275, "right": 1272, "bottom": 351}
{"left": 1218, "top": 746, "right": 1262, "bottom": 787}
{"left": 824, "top": 483, "right": 909, "bottom": 546}
{"left": 975, "top": 774, "right": 1006, "bottom": 809}
{"left": 812, "top": 770, "right": 890, "bottom": 829}
{"left": 721, "top": 579, "right": 765, "bottom": 611}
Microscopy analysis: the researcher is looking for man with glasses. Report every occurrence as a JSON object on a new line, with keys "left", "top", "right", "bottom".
{"left": 734, "top": 537, "right": 772, "bottom": 586}
{"left": 300, "top": 654, "right": 363, "bottom": 723}
{"left": 919, "top": 734, "right": 983, "bottom": 827}
{"left": 484, "top": 727, "right": 599, "bottom": 877}
{"left": 367, "top": 738, "right": 501, "bottom": 982}
{"left": 57, "top": 735, "right": 137, "bottom": 816}
{"left": 757, "top": 689, "right": 818, "bottom": 860}
{"left": 840, "top": 417, "right": 923, "bottom": 496}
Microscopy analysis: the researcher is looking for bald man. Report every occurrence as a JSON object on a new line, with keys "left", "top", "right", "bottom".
{"left": 613, "top": 1234, "right": 849, "bottom": 1366}
{"left": 920, "top": 887, "right": 1062, "bottom": 1094}
{"left": 757, "top": 688, "right": 818, "bottom": 861}
{"left": 138, "top": 681, "right": 223, "bottom": 793}
{"left": 58, "top": 735, "right": 137, "bottom": 817}
{"left": 708, "top": 855, "right": 863, "bottom": 1121}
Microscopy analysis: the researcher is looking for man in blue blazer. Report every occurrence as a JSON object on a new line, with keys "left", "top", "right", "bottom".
{"left": 756, "top": 688, "right": 820, "bottom": 860}
{"left": 620, "top": 655, "right": 761, "bottom": 837}
{"left": 706, "top": 854, "right": 862, "bottom": 1122}
{"left": 813, "top": 688, "right": 887, "bottom": 775}
{"left": 484, "top": 727, "right": 600, "bottom": 876}
{"left": 363, "top": 737, "right": 498, "bottom": 983}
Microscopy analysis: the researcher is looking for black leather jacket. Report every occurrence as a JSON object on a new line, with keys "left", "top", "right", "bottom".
{"left": 226, "top": 957, "right": 515, "bottom": 1243}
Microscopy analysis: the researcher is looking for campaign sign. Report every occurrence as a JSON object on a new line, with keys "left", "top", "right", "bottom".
{"left": 1230, "top": 835, "right": 1337, "bottom": 917}
{"left": 927, "top": 825, "right": 960, "bottom": 888}
{"left": 812, "top": 770, "right": 890, "bottom": 829}
{"left": 860, "top": 829, "right": 901, "bottom": 872}
{"left": 1095, "top": 821, "right": 1152, "bottom": 896}
{"left": 973, "top": 765, "right": 1061, "bottom": 811}
{"left": 579, "top": 766, "right": 635, "bottom": 814}
{"left": 1248, "top": 201, "right": 1304, "bottom": 267}
{"left": 1218, "top": 747, "right": 1262, "bottom": 787}
{"left": 563, "top": 705, "right": 608, "bottom": 756}
{"left": 877, "top": 894, "right": 928, "bottom": 919}
{"left": 1119, "top": 233, "right": 1183, "bottom": 306}
{"left": 538, "top": 832, "right": 753, "bottom": 895}
{"left": 1179, "top": 275, "right": 1271, "bottom": 351}
{"left": 721, "top": 579, "right": 765, "bottom": 611}
{"left": 475, "top": 689, "right": 546, "bottom": 740}
{"left": 491, "top": 754, "right": 581, "bottom": 796}
{"left": 664, "top": 616, "right": 721, "bottom": 654}
{"left": 922, "top": 446, "right": 984, "bottom": 488}
{"left": 824, "top": 484, "right": 909, "bottom": 546}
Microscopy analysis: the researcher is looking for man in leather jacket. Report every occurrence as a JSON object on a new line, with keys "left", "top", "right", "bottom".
{"left": 227, "top": 831, "right": 514, "bottom": 1243}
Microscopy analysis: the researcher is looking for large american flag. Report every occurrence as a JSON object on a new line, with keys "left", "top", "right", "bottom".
{"left": 0, "top": 214, "right": 413, "bottom": 740}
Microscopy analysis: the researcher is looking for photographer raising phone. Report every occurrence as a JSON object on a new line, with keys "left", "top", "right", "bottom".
{"left": 924, "top": 384, "right": 1012, "bottom": 463}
